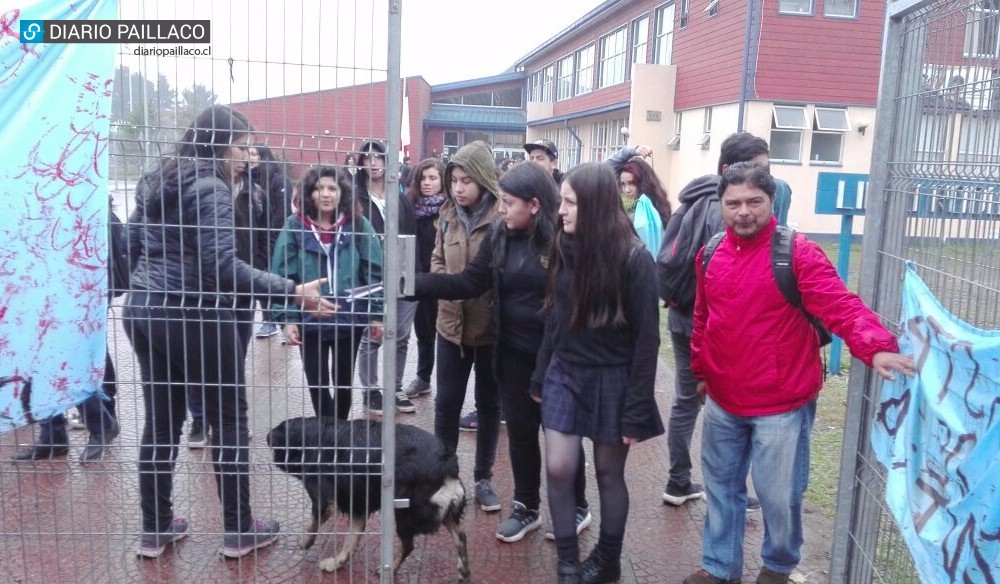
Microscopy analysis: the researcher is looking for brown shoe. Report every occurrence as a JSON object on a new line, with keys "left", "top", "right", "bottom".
{"left": 683, "top": 569, "right": 741, "bottom": 584}
{"left": 756, "top": 568, "right": 790, "bottom": 584}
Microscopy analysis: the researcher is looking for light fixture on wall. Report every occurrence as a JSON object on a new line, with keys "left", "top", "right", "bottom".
{"left": 857, "top": 123, "right": 869, "bottom": 136}
{"left": 620, "top": 125, "right": 630, "bottom": 146}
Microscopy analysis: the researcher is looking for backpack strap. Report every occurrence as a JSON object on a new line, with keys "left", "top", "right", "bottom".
{"left": 770, "top": 226, "right": 833, "bottom": 348}
{"left": 700, "top": 231, "right": 726, "bottom": 275}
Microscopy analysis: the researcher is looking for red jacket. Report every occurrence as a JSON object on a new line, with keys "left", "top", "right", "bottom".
{"left": 691, "top": 218, "right": 898, "bottom": 416}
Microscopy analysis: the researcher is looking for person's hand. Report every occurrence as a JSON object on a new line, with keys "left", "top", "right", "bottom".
{"left": 696, "top": 381, "right": 707, "bottom": 404}
{"left": 622, "top": 436, "right": 638, "bottom": 446}
{"left": 872, "top": 352, "right": 917, "bottom": 381}
{"left": 284, "top": 324, "right": 302, "bottom": 346}
{"left": 294, "top": 278, "right": 338, "bottom": 317}
{"left": 369, "top": 321, "right": 384, "bottom": 343}
{"left": 635, "top": 145, "right": 653, "bottom": 159}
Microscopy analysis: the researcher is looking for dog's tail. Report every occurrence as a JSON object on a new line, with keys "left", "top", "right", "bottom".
{"left": 430, "top": 476, "right": 467, "bottom": 524}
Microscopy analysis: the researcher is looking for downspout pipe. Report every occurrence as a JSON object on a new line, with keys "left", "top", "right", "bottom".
{"left": 737, "top": 0, "right": 756, "bottom": 132}
{"left": 566, "top": 120, "right": 583, "bottom": 163}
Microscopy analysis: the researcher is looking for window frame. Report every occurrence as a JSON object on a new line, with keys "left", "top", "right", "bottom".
{"left": 653, "top": 3, "right": 676, "bottom": 65}
{"left": 963, "top": 5, "right": 1000, "bottom": 59}
{"left": 823, "top": 0, "right": 858, "bottom": 19}
{"left": 629, "top": 14, "right": 650, "bottom": 80}
{"left": 772, "top": 104, "right": 809, "bottom": 130}
{"left": 556, "top": 53, "right": 576, "bottom": 101}
{"left": 706, "top": 0, "right": 720, "bottom": 17}
{"left": 809, "top": 131, "right": 845, "bottom": 165}
{"left": 679, "top": 0, "right": 690, "bottom": 27}
{"left": 599, "top": 26, "right": 628, "bottom": 89}
{"left": 778, "top": 0, "right": 814, "bottom": 16}
{"left": 575, "top": 44, "right": 596, "bottom": 96}
{"left": 814, "top": 107, "right": 851, "bottom": 132}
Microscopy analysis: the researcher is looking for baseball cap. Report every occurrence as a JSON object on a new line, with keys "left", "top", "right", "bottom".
{"left": 523, "top": 139, "right": 558, "bottom": 160}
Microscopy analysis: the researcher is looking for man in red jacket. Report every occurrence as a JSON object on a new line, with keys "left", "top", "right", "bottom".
{"left": 683, "top": 162, "right": 915, "bottom": 584}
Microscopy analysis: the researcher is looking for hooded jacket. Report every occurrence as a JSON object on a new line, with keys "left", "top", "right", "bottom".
{"left": 432, "top": 141, "right": 500, "bottom": 348}
{"left": 353, "top": 140, "right": 417, "bottom": 237}
{"left": 691, "top": 217, "right": 899, "bottom": 417}
{"left": 128, "top": 160, "right": 296, "bottom": 307}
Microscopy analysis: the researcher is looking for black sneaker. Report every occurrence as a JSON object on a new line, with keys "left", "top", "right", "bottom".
{"left": 364, "top": 391, "right": 384, "bottom": 416}
{"left": 496, "top": 501, "right": 542, "bottom": 542}
{"left": 188, "top": 419, "right": 208, "bottom": 449}
{"left": 395, "top": 391, "right": 416, "bottom": 413}
{"left": 662, "top": 481, "right": 706, "bottom": 506}
{"left": 458, "top": 410, "right": 478, "bottom": 432}
{"left": 544, "top": 505, "right": 593, "bottom": 540}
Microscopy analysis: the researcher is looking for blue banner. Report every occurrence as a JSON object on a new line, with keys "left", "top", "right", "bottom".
{"left": 872, "top": 266, "right": 1000, "bottom": 583}
{"left": 0, "top": 0, "right": 117, "bottom": 432}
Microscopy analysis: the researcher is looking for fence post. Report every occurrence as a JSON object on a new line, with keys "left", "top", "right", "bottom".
{"left": 829, "top": 0, "right": 933, "bottom": 580}
{"left": 381, "top": 1, "right": 403, "bottom": 582}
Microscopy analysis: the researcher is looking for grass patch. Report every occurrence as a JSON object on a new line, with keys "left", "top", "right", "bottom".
{"left": 807, "top": 371, "right": 850, "bottom": 517}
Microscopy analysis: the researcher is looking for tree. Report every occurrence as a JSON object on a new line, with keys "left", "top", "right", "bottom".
{"left": 179, "top": 84, "right": 218, "bottom": 120}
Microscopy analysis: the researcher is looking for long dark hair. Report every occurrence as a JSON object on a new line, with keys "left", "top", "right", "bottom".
{"left": 405, "top": 158, "right": 446, "bottom": 206}
{"left": 547, "top": 163, "right": 636, "bottom": 330}
{"left": 621, "top": 157, "right": 671, "bottom": 223}
{"left": 496, "top": 161, "right": 559, "bottom": 259}
{"left": 299, "top": 166, "right": 356, "bottom": 223}
{"left": 141, "top": 105, "right": 253, "bottom": 218}
{"left": 248, "top": 144, "right": 286, "bottom": 197}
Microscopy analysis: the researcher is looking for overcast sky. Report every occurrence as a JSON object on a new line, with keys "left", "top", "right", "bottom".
{"left": 112, "top": 0, "right": 605, "bottom": 103}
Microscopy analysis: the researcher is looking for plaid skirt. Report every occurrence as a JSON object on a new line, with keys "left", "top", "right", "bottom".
{"left": 540, "top": 355, "right": 629, "bottom": 445}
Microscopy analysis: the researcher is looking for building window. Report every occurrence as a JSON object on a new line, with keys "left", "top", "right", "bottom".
{"left": 695, "top": 107, "right": 713, "bottom": 149}
{"left": 654, "top": 3, "right": 675, "bottom": 64}
{"left": 706, "top": 0, "right": 720, "bottom": 17}
{"left": 557, "top": 54, "right": 575, "bottom": 101}
{"left": 547, "top": 127, "right": 582, "bottom": 168}
{"left": 964, "top": 3, "right": 1000, "bottom": 59}
{"left": 958, "top": 114, "right": 1000, "bottom": 163}
{"left": 915, "top": 114, "right": 950, "bottom": 163}
{"left": 679, "top": 0, "right": 690, "bottom": 27}
{"left": 529, "top": 70, "right": 543, "bottom": 102}
{"left": 630, "top": 15, "right": 649, "bottom": 77}
{"left": 576, "top": 45, "right": 595, "bottom": 96}
{"left": 824, "top": 0, "right": 857, "bottom": 18}
{"left": 778, "top": 0, "right": 813, "bottom": 15}
{"left": 809, "top": 107, "right": 850, "bottom": 164}
{"left": 591, "top": 118, "right": 629, "bottom": 161}
{"left": 668, "top": 111, "right": 682, "bottom": 149}
{"left": 443, "top": 131, "right": 459, "bottom": 156}
{"left": 599, "top": 27, "right": 628, "bottom": 88}
{"left": 543, "top": 65, "right": 555, "bottom": 102}
{"left": 770, "top": 105, "right": 808, "bottom": 162}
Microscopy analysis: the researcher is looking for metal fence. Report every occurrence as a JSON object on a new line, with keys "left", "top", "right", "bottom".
{"left": 2, "top": 1, "right": 407, "bottom": 582}
{"left": 830, "top": 0, "right": 1000, "bottom": 581}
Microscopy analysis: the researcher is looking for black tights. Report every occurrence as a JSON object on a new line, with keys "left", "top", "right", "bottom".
{"left": 545, "top": 429, "right": 630, "bottom": 564}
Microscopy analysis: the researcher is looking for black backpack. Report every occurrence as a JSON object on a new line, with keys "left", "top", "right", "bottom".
{"left": 702, "top": 226, "right": 833, "bottom": 347}
{"left": 657, "top": 175, "right": 721, "bottom": 310}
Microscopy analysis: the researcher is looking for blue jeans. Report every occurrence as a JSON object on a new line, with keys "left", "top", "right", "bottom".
{"left": 700, "top": 397, "right": 816, "bottom": 580}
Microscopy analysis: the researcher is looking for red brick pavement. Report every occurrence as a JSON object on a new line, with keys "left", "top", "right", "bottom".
{"left": 0, "top": 318, "right": 832, "bottom": 583}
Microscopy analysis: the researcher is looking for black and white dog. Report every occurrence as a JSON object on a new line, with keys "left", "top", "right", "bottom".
{"left": 267, "top": 417, "right": 470, "bottom": 581}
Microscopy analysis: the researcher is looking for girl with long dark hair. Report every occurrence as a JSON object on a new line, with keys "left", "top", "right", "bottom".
{"left": 125, "top": 105, "right": 334, "bottom": 560}
{"left": 414, "top": 161, "right": 592, "bottom": 544}
{"left": 533, "top": 163, "right": 664, "bottom": 583}
{"left": 270, "top": 166, "right": 383, "bottom": 420}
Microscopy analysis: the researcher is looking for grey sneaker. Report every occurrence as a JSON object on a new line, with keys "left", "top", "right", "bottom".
{"left": 137, "top": 517, "right": 189, "bottom": 558}
{"left": 221, "top": 518, "right": 280, "bottom": 558}
{"left": 404, "top": 378, "right": 431, "bottom": 398}
{"left": 395, "top": 391, "right": 416, "bottom": 413}
{"left": 544, "top": 505, "right": 593, "bottom": 540}
{"left": 188, "top": 419, "right": 208, "bottom": 449}
{"left": 663, "top": 481, "right": 707, "bottom": 506}
{"left": 474, "top": 479, "right": 502, "bottom": 512}
{"left": 458, "top": 410, "right": 478, "bottom": 432}
{"left": 496, "top": 501, "right": 542, "bottom": 542}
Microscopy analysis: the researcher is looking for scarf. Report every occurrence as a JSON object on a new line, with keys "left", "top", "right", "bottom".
{"left": 415, "top": 193, "right": 445, "bottom": 219}
{"left": 302, "top": 213, "right": 348, "bottom": 244}
{"left": 620, "top": 194, "right": 638, "bottom": 217}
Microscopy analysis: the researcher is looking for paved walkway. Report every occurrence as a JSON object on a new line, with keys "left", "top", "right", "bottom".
{"left": 0, "top": 304, "right": 833, "bottom": 583}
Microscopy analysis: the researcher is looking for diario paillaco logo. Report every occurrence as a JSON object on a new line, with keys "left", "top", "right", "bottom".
{"left": 19, "top": 20, "right": 211, "bottom": 44}
{"left": 20, "top": 20, "right": 45, "bottom": 43}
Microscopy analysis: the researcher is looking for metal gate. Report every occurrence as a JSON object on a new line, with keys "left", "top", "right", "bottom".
{"left": 2, "top": 1, "right": 406, "bottom": 582}
{"left": 830, "top": 0, "right": 1000, "bottom": 581}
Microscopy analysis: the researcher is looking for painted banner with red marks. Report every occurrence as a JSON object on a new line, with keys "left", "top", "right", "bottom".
{"left": 0, "top": 0, "right": 117, "bottom": 432}
{"left": 872, "top": 266, "right": 1000, "bottom": 582}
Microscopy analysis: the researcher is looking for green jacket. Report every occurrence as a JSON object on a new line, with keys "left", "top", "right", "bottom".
{"left": 270, "top": 214, "right": 383, "bottom": 338}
